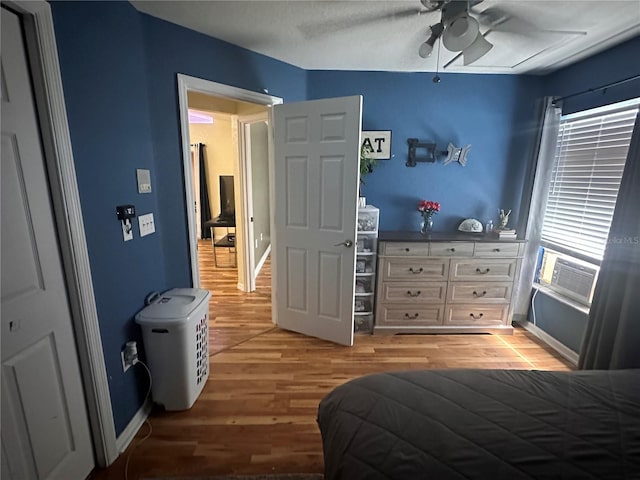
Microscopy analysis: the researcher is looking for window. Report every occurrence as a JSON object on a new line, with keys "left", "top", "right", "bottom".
{"left": 540, "top": 98, "right": 639, "bottom": 264}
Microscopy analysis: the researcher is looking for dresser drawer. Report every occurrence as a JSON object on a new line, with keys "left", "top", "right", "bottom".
{"left": 382, "top": 242, "right": 430, "bottom": 256}
{"left": 474, "top": 242, "right": 520, "bottom": 257}
{"left": 444, "top": 305, "right": 509, "bottom": 325}
{"left": 379, "top": 282, "right": 447, "bottom": 304}
{"left": 381, "top": 258, "right": 449, "bottom": 281}
{"left": 450, "top": 259, "right": 518, "bottom": 282}
{"left": 446, "top": 282, "right": 512, "bottom": 304}
{"left": 430, "top": 242, "right": 474, "bottom": 257}
{"left": 378, "top": 305, "right": 444, "bottom": 326}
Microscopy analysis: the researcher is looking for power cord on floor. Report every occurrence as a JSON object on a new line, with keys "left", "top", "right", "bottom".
{"left": 209, "top": 326, "right": 278, "bottom": 357}
{"left": 124, "top": 359, "right": 153, "bottom": 480}
{"left": 531, "top": 287, "right": 540, "bottom": 327}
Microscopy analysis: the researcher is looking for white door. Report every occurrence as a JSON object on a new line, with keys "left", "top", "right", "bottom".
{"left": 1, "top": 8, "right": 94, "bottom": 480}
{"left": 273, "top": 96, "right": 362, "bottom": 346}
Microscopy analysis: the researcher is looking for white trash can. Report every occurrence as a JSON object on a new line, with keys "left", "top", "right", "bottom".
{"left": 135, "top": 288, "right": 211, "bottom": 411}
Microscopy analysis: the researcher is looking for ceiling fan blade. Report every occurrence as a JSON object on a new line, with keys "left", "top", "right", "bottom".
{"left": 473, "top": 5, "right": 586, "bottom": 36}
{"left": 298, "top": 7, "right": 428, "bottom": 38}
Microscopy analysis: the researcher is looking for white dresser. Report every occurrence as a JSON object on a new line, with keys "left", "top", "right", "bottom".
{"left": 375, "top": 232, "right": 525, "bottom": 334}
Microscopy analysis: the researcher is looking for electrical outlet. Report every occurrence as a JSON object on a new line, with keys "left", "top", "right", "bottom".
{"left": 121, "top": 341, "right": 138, "bottom": 372}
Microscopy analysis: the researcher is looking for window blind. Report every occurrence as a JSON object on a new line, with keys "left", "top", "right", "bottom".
{"left": 540, "top": 99, "right": 639, "bottom": 263}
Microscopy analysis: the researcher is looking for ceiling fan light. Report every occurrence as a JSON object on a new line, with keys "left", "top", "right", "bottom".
{"left": 463, "top": 34, "right": 493, "bottom": 65}
{"left": 419, "top": 41, "right": 434, "bottom": 58}
{"left": 418, "top": 23, "right": 444, "bottom": 59}
{"left": 442, "top": 15, "right": 479, "bottom": 52}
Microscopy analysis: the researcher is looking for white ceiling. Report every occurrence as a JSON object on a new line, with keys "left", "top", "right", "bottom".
{"left": 132, "top": 0, "right": 640, "bottom": 74}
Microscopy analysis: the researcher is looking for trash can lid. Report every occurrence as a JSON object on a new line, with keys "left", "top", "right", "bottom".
{"left": 135, "top": 288, "right": 211, "bottom": 325}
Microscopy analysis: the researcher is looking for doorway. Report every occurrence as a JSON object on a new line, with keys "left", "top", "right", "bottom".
{"left": 185, "top": 91, "right": 272, "bottom": 291}
{"left": 177, "top": 76, "right": 282, "bottom": 293}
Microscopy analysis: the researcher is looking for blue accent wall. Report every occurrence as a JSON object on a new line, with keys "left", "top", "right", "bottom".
{"left": 51, "top": 1, "right": 166, "bottom": 436}
{"left": 51, "top": 1, "right": 306, "bottom": 435}
{"left": 308, "top": 71, "right": 542, "bottom": 232}
{"left": 527, "top": 291, "right": 587, "bottom": 353}
{"left": 545, "top": 36, "right": 640, "bottom": 115}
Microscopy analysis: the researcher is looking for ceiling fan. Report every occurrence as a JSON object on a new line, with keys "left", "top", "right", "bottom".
{"left": 298, "top": 0, "right": 551, "bottom": 68}
{"left": 417, "top": 0, "right": 495, "bottom": 66}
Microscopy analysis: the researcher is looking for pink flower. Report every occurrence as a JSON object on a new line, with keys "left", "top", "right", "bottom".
{"left": 417, "top": 200, "right": 440, "bottom": 215}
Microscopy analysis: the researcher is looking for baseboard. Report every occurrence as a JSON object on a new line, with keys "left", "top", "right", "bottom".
{"left": 255, "top": 244, "right": 271, "bottom": 277}
{"left": 115, "top": 398, "right": 152, "bottom": 453}
{"left": 515, "top": 320, "right": 580, "bottom": 366}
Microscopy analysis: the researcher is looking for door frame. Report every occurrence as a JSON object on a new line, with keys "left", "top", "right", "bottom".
{"left": 4, "top": 0, "right": 116, "bottom": 467}
{"left": 176, "top": 74, "right": 282, "bottom": 290}
{"left": 238, "top": 111, "right": 270, "bottom": 291}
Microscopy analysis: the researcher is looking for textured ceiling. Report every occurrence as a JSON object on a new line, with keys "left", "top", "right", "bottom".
{"left": 132, "top": 0, "right": 640, "bottom": 74}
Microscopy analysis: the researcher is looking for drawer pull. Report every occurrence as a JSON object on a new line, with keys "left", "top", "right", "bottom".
{"left": 469, "top": 313, "right": 484, "bottom": 320}
{"left": 406, "top": 290, "right": 422, "bottom": 297}
{"left": 448, "top": 248, "right": 456, "bottom": 252}
{"left": 404, "top": 313, "right": 420, "bottom": 319}
{"left": 408, "top": 267, "right": 424, "bottom": 274}
{"left": 405, "top": 248, "right": 411, "bottom": 252}
{"left": 473, "top": 290, "right": 488, "bottom": 297}
{"left": 493, "top": 248, "right": 501, "bottom": 252}
{"left": 475, "top": 268, "right": 491, "bottom": 274}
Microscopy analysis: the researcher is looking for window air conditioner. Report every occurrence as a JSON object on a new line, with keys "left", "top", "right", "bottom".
{"left": 539, "top": 251, "right": 598, "bottom": 305}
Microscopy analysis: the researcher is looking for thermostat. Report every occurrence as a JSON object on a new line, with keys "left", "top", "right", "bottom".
{"left": 136, "top": 169, "right": 152, "bottom": 194}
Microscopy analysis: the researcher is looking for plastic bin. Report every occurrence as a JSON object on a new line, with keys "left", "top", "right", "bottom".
{"left": 135, "top": 288, "right": 211, "bottom": 411}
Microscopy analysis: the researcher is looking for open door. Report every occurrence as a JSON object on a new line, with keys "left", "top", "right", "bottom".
{"left": 272, "top": 96, "right": 362, "bottom": 346}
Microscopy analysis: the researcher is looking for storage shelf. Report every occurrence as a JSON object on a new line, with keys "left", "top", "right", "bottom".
{"left": 354, "top": 205, "right": 378, "bottom": 334}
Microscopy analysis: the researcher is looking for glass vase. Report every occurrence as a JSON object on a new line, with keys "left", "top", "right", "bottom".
{"left": 420, "top": 215, "right": 434, "bottom": 234}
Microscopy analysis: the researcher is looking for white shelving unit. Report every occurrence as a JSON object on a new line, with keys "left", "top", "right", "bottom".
{"left": 354, "top": 205, "right": 379, "bottom": 334}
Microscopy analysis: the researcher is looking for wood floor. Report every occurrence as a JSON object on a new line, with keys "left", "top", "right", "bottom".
{"left": 90, "top": 241, "right": 573, "bottom": 479}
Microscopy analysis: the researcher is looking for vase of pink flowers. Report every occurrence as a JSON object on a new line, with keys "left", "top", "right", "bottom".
{"left": 417, "top": 200, "right": 440, "bottom": 234}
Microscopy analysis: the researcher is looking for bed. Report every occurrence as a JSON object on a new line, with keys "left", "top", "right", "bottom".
{"left": 317, "top": 369, "right": 640, "bottom": 479}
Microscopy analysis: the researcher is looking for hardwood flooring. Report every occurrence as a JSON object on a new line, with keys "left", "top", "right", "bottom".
{"left": 90, "top": 241, "right": 573, "bottom": 479}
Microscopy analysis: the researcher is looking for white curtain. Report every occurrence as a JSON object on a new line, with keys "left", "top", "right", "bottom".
{"left": 513, "top": 98, "right": 562, "bottom": 320}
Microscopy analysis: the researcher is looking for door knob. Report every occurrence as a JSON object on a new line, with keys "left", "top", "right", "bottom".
{"left": 334, "top": 240, "right": 353, "bottom": 248}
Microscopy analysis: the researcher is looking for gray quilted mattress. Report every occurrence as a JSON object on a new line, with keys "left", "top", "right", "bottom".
{"left": 317, "top": 369, "right": 640, "bottom": 479}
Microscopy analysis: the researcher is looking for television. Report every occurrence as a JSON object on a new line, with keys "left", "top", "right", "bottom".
{"left": 219, "top": 175, "right": 235, "bottom": 220}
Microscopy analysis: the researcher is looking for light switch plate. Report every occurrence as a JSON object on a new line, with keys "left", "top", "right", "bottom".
{"left": 138, "top": 213, "right": 155, "bottom": 237}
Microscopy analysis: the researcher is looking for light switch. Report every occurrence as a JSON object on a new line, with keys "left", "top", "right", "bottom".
{"left": 138, "top": 213, "right": 155, "bottom": 237}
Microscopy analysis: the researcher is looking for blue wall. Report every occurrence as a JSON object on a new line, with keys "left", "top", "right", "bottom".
{"left": 545, "top": 36, "right": 640, "bottom": 115}
{"left": 308, "top": 71, "right": 542, "bottom": 232}
{"left": 51, "top": 1, "right": 306, "bottom": 436}
{"left": 52, "top": 1, "right": 166, "bottom": 436}
{"left": 523, "top": 35, "right": 640, "bottom": 353}
{"left": 527, "top": 291, "right": 587, "bottom": 353}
